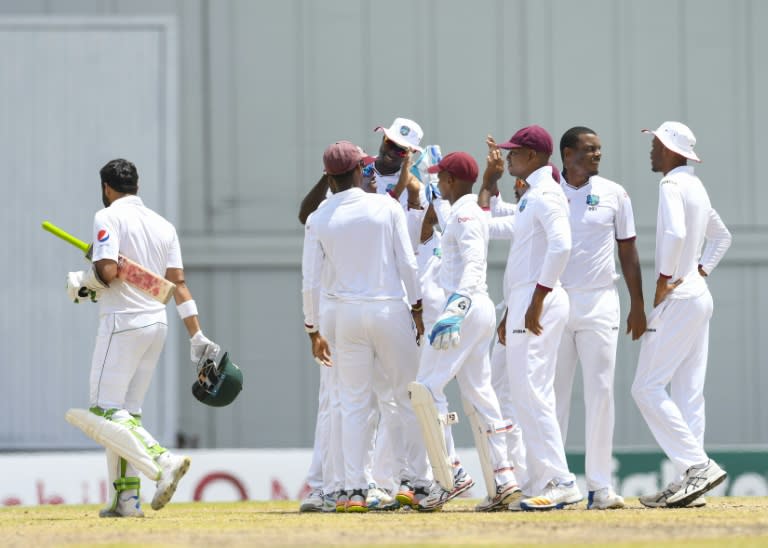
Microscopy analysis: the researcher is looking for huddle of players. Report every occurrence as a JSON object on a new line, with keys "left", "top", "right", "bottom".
{"left": 299, "top": 117, "right": 731, "bottom": 513}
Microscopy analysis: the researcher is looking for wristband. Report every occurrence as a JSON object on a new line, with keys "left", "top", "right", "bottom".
{"left": 305, "top": 324, "right": 319, "bottom": 334}
{"left": 176, "top": 299, "right": 198, "bottom": 320}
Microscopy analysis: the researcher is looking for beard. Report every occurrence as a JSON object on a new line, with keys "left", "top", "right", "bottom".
{"left": 102, "top": 188, "right": 110, "bottom": 207}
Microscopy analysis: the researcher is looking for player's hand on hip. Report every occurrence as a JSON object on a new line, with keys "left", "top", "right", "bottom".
{"left": 653, "top": 276, "right": 683, "bottom": 307}
{"left": 190, "top": 330, "right": 221, "bottom": 365}
{"left": 429, "top": 293, "right": 471, "bottom": 350}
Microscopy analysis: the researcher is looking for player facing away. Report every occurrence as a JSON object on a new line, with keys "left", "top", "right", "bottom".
{"left": 65, "top": 159, "right": 221, "bottom": 517}
{"left": 632, "top": 122, "right": 732, "bottom": 508}
{"left": 408, "top": 152, "right": 521, "bottom": 512}
{"left": 492, "top": 126, "right": 581, "bottom": 511}
{"left": 554, "top": 126, "right": 647, "bottom": 510}
{"left": 302, "top": 141, "right": 430, "bottom": 512}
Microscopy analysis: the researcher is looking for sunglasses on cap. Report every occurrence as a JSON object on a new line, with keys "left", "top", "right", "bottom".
{"left": 383, "top": 136, "right": 408, "bottom": 157}
{"left": 362, "top": 163, "right": 375, "bottom": 178}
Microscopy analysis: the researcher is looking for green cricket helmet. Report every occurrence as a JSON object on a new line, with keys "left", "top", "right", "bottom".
{"left": 192, "top": 352, "right": 243, "bottom": 407}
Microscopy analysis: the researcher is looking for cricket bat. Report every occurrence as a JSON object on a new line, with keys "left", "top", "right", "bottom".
{"left": 42, "top": 220, "right": 176, "bottom": 304}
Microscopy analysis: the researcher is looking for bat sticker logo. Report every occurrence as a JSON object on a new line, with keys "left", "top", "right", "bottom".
{"left": 97, "top": 229, "right": 109, "bottom": 243}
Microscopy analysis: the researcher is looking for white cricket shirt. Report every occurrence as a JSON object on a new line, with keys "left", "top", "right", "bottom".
{"left": 91, "top": 195, "right": 182, "bottom": 314}
{"left": 654, "top": 166, "right": 731, "bottom": 300}
{"left": 439, "top": 194, "right": 490, "bottom": 297}
{"left": 560, "top": 174, "right": 636, "bottom": 290}
{"left": 302, "top": 187, "right": 422, "bottom": 329}
{"left": 502, "top": 166, "right": 571, "bottom": 298}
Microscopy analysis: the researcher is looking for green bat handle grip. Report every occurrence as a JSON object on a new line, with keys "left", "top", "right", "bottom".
{"left": 41, "top": 221, "right": 90, "bottom": 253}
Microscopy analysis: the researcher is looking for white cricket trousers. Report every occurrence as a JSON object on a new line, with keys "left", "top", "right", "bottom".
{"left": 555, "top": 286, "right": 619, "bottom": 491}
{"left": 89, "top": 312, "right": 167, "bottom": 413}
{"left": 418, "top": 294, "right": 515, "bottom": 486}
{"left": 490, "top": 338, "right": 529, "bottom": 492}
{"left": 505, "top": 285, "right": 574, "bottom": 495}
{"left": 89, "top": 311, "right": 167, "bottom": 502}
{"left": 335, "top": 300, "right": 428, "bottom": 491}
{"left": 305, "top": 300, "right": 344, "bottom": 495}
{"left": 632, "top": 291, "right": 713, "bottom": 478}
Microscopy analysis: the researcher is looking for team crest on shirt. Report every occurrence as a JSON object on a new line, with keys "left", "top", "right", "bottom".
{"left": 518, "top": 198, "right": 527, "bottom": 212}
{"left": 586, "top": 194, "right": 600, "bottom": 206}
{"left": 97, "top": 229, "right": 109, "bottom": 243}
{"left": 433, "top": 247, "right": 442, "bottom": 258}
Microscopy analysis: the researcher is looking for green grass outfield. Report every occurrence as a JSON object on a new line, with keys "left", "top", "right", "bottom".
{"left": 3, "top": 498, "right": 768, "bottom": 547}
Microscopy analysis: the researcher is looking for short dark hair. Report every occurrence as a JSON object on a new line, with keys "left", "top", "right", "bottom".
{"left": 100, "top": 159, "right": 139, "bottom": 194}
{"left": 559, "top": 126, "right": 596, "bottom": 161}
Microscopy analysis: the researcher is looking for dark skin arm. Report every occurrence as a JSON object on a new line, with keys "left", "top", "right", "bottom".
{"left": 309, "top": 331, "right": 332, "bottom": 366}
{"left": 298, "top": 174, "right": 330, "bottom": 225}
{"left": 616, "top": 239, "right": 647, "bottom": 340}
{"left": 479, "top": 135, "right": 503, "bottom": 209}
{"left": 497, "top": 307, "right": 508, "bottom": 345}
{"left": 524, "top": 286, "right": 549, "bottom": 335}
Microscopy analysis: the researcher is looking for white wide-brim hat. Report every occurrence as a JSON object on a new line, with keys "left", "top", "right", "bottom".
{"left": 642, "top": 121, "right": 701, "bottom": 162}
{"left": 374, "top": 117, "right": 424, "bottom": 152}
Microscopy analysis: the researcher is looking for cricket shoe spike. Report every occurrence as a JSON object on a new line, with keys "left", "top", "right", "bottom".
{"left": 151, "top": 452, "right": 191, "bottom": 511}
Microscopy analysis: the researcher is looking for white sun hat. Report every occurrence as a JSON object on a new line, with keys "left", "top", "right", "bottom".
{"left": 642, "top": 121, "right": 701, "bottom": 162}
{"left": 374, "top": 117, "right": 424, "bottom": 152}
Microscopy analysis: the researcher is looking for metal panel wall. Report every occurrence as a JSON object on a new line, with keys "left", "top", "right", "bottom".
{"left": 1, "top": 0, "right": 764, "bottom": 451}
{"left": 0, "top": 16, "right": 179, "bottom": 448}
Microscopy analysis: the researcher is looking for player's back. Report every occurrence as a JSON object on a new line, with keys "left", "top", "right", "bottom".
{"left": 92, "top": 195, "right": 180, "bottom": 313}
{"left": 312, "top": 188, "right": 410, "bottom": 302}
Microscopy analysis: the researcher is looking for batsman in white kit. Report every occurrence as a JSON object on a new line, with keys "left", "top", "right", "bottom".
{"left": 61, "top": 159, "right": 226, "bottom": 517}
{"left": 408, "top": 152, "right": 521, "bottom": 512}
{"left": 632, "top": 122, "right": 732, "bottom": 508}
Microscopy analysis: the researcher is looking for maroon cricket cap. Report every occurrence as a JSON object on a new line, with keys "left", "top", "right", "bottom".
{"left": 497, "top": 125, "right": 553, "bottom": 156}
{"left": 427, "top": 151, "right": 479, "bottom": 183}
{"left": 322, "top": 141, "right": 375, "bottom": 176}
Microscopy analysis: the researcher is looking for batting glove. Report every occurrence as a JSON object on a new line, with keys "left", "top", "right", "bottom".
{"left": 190, "top": 330, "right": 221, "bottom": 365}
{"left": 429, "top": 293, "right": 472, "bottom": 350}
{"left": 66, "top": 270, "right": 103, "bottom": 303}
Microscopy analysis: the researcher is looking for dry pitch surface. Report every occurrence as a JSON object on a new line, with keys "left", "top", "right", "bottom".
{"left": 3, "top": 497, "right": 768, "bottom": 547}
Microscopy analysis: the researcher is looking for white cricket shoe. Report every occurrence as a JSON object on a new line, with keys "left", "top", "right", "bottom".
{"left": 639, "top": 483, "right": 707, "bottom": 508}
{"left": 475, "top": 481, "right": 522, "bottom": 512}
{"left": 520, "top": 479, "right": 583, "bottom": 511}
{"left": 450, "top": 467, "right": 475, "bottom": 500}
{"left": 365, "top": 483, "right": 396, "bottom": 510}
{"left": 299, "top": 487, "right": 325, "bottom": 512}
{"left": 666, "top": 460, "right": 726, "bottom": 508}
{"left": 587, "top": 487, "right": 625, "bottom": 510}
{"left": 99, "top": 495, "right": 144, "bottom": 518}
{"left": 151, "top": 452, "right": 191, "bottom": 511}
{"left": 417, "top": 481, "right": 451, "bottom": 512}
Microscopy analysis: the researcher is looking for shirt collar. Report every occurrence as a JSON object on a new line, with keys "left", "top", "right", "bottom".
{"left": 666, "top": 165, "right": 695, "bottom": 177}
{"left": 526, "top": 164, "right": 556, "bottom": 189}
{"left": 111, "top": 195, "right": 144, "bottom": 207}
